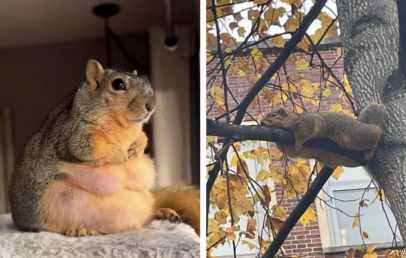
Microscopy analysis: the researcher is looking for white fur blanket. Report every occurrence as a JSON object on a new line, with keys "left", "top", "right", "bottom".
{"left": 0, "top": 214, "right": 200, "bottom": 258}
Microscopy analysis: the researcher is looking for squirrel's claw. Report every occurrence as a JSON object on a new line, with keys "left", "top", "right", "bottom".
{"left": 128, "top": 141, "right": 144, "bottom": 160}
{"left": 65, "top": 228, "right": 102, "bottom": 237}
{"left": 154, "top": 208, "right": 182, "bottom": 223}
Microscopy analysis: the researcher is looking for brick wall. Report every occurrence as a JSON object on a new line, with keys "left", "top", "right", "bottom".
{"left": 207, "top": 46, "right": 349, "bottom": 122}
{"left": 207, "top": 45, "right": 349, "bottom": 258}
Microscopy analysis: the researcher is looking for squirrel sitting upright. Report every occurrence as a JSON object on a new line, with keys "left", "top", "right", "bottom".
{"left": 9, "top": 60, "right": 199, "bottom": 237}
{"left": 261, "top": 103, "right": 386, "bottom": 167}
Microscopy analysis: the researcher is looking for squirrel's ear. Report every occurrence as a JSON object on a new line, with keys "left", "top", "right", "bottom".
{"left": 277, "top": 108, "right": 288, "bottom": 117}
{"left": 132, "top": 70, "right": 138, "bottom": 76}
{"left": 86, "top": 60, "right": 104, "bottom": 90}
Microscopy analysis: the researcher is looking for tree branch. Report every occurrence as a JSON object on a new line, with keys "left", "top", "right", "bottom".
{"left": 206, "top": 0, "right": 327, "bottom": 237}
{"left": 397, "top": 0, "right": 406, "bottom": 76}
{"left": 262, "top": 166, "right": 335, "bottom": 258}
{"left": 207, "top": 119, "right": 367, "bottom": 165}
{"left": 211, "top": 0, "right": 230, "bottom": 123}
{"left": 233, "top": 0, "right": 328, "bottom": 124}
{"left": 337, "top": 0, "right": 398, "bottom": 106}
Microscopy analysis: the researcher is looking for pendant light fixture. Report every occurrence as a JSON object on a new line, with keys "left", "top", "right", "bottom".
{"left": 93, "top": 3, "right": 149, "bottom": 69}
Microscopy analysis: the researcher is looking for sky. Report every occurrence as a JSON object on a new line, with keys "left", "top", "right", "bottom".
{"left": 211, "top": 0, "right": 338, "bottom": 41}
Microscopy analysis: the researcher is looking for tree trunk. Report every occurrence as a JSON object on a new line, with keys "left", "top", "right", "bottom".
{"left": 337, "top": 0, "right": 406, "bottom": 239}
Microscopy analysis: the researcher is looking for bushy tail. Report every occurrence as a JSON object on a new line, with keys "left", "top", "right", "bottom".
{"left": 358, "top": 103, "right": 387, "bottom": 130}
{"left": 152, "top": 183, "right": 200, "bottom": 235}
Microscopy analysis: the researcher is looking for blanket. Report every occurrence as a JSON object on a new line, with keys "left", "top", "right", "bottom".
{"left": 0, "top": 214, "right": 200, "bottom": 258}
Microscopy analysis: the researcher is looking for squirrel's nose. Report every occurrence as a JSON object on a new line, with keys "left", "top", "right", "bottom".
{"left": 145, "top": 99, "right": 156, "bottom": 113}
{"left": 260, "top": 121, "right": 265, "bottom": 125}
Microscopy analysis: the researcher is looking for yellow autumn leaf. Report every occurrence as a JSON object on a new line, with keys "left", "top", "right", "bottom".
{"left": 256, "top": 169, "right": 270, "bottom": 181}
{"left": 230, "top": 154, "right": 238, "bottom": 167}
{"left": 208, "top": 218, "right": 219, "bottom": 234}
{"left": 375, "top": 188, "right": 386, "bottom": 201}
{"left": 384, "top": 249, "right": 404, "bottom": 258}
{"left": 298, "top": 36, "right": 310, "bottom": 51}
{"left": 284, "top": 16, "right": 299, "bottom": 32}
{"left": 214, "top": 210, "right": 228, "bottom": 224}
{"left": 229, "top": 22, "right": 239, "bottom": 30}
{"left": 340, "top": 109, "right": 355, "bottom": 117}
{"left": 264, "top": 5, "right": 280, "bottom": 25}
{"left": 294, "top": 104, "right": 304, "bottom": 114}
{"left": 332, "top": 166, "right": 344, "bottom": 180}
{"left": 272, "top": 92, "right": 288, "bottom": 105}
{"left": 299, "top": 207, "right": 317, "bottom": 227}
{"left": 326, "top": 22, "right": 339, "bottom": 38}
{"left": 366, "top": 245, "right": 376, "bottom": 253}
{"left": 246, "top": 218, "right": 257, "bottom": 238}
{"left": 337, "top": 47, "right": 343, "bottom": 57}
{"left": 251, "top": 48, "right": 263, "bottom": 59}
{"left": 248, "top": 9, "right": 260, "bottom": 21}
{"left": 310, "top": 27, "right": 325, "bottom": 43}
{"left": 207, "top": 135, "right": 218, "bottom": 143}
{"left": 330, "top": 103, "right": 343, "bottom": 113}
{"left": 315, "top": 161, "right": 324, "bottom": 172}
{"left": 296, "top": 59, "right": 309, "bottom": 71}
{"left": 272, "top": 36, "right": 285, "bottom": 48}
{"left": 362, "top": 231, "right": 370, "bottom": 240}
{"left": 363, "top": 252, "right": 378, "bottom": 258}
{"left": 345, "top": 83, "right": 353, "bottom": 93}
{"left": 241, "top": 240, "right": 259, "bottom": 250}
{"left": 233, "top": 142, "right": 241, "bottom": 152}
{"left": 274, "top": 205, "right": 287, "bottom": 221}
{"left": 238, "top": 27, "right": 246, "bottom": 37}
{"left": 206, "top": 52, "right": 213, "bottom": 62}
{"left": 254, "top": 0, "right": 268, "bottom": 4}
{"left": 225, "top": 227, "right": 236, "bottom": 241}
{"left": 286, "top": 54, "right": 297, "bottom": 65}
{"left": 234, "top": 13, "right": 243, "bottom": 21}
{"left": 301, "top": 84, "right": 316, "bottom": 98}
{"left": 352, "top": 212, "right": 360, "bottom": 228}
{"left": 272, "top": 148, "right": 283, "bottom": 160}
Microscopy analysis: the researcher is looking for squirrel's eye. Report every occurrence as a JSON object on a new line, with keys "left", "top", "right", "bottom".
{"left": 270, "top": 113, "right": 277, "bottom": 118}
{"left": 112, "top": 79, "right": 126, "bottom": 91}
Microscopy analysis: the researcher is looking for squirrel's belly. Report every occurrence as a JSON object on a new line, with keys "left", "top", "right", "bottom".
{"left": 36, "top": 181, "right": 154, "bottom": 234}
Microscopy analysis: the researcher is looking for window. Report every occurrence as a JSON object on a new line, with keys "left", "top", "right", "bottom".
{"left": 322, "top": 166, "right": 402, "bottom": 247}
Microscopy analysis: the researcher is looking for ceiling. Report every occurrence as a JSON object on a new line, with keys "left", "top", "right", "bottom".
{"left": 0, "top": 0, "right": 196, "bottom": 49}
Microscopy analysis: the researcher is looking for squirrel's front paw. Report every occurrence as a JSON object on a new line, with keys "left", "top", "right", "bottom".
{"left": 154, "top": 208, "right": 182, "bottom": 223}
{"left": 65, "top": 228, "right": 102, "bottom": 237}
{"left": 364, "top": 150, "right": 374, "bottom": 161}
{"left": 128, "top": 141, "right": 144, "bottom": 160}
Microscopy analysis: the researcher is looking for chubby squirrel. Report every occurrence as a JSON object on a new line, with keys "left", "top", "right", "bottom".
{"left": 261, "top": 103, "right": 386, "bottom": 168}
{"left": 9, "top": 60, "right": 199, "bottom": 237}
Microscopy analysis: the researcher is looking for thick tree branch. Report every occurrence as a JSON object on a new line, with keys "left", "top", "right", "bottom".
{"left": 262, "top": 166, "right": 335, "bottom": 258}
{"left": 207, "top": 119, "right": 367, "bottom": 165}
{"left": 397, "top": 0, "right": 406, "bottom": 76}
{"left": 337, "top": 0, "right": 398, "bottom": 106}
{"left": 338, "top": 0, "right": 406, "bottom": 244}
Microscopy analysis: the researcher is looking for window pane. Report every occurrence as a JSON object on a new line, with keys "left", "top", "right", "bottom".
{"left": 334, "top": 188, "right": 401, "bottom": 246}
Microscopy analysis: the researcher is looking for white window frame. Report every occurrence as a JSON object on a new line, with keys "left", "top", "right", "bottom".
{"left": 318, "top": 165, "right": 402, "bottom": 248}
